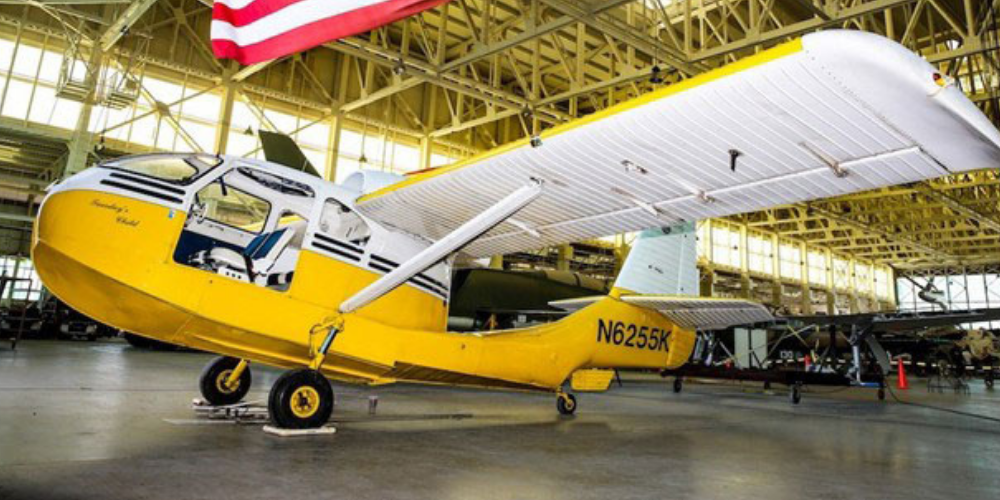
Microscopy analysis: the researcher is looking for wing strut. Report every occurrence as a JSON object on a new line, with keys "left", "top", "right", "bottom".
{"left": 338, "top": 179, "right": 544, "bottom": 314}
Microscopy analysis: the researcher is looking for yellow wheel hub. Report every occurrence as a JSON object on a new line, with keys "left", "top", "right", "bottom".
{"left": 290, "top": 386, "right": 321, "bottom": 418}
{"left": 216, "top": 370, "right": 237, "bottom": 394}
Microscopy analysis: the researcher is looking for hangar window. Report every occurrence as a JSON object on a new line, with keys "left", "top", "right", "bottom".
{"left": 747, "top": 234, "right": 773, "bottom": 276}
{"left": 874, "top": 267, "right": 892, "bottom": 300}
{"left": 778, "top": 243, "right": 801, "bottom": 281}
{"left": 854, "top": 263, "right": 873, "bottom": 296}
{"left": 832, "top": 258, "right": 852, "bottom": 290}
{"left": 710, "top": 224, "right": 740, "bottom": 269}
{"left": 807, "top": 251, "right": 828, "bottom": 287}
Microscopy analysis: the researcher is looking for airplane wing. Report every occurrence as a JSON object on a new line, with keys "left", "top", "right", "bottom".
{"left": 790, "top": 308, "right": 1000, "bottom": 333}
{"left": 354, "top": 30, "right": 1000, "bottom": 259}
{"left": 550, "top": 296, "right": 774, "bottom": 331}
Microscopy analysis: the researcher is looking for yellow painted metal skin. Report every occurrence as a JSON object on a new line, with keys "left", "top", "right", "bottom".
{"left": 33, "top": 190, "right": 697, "bottom": 393}
{"left": 570, "top": 369, "right": 616, "bottom": 392}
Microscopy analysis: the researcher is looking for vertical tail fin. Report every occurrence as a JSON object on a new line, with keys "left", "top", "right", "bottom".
{"left": 613, "top": 223, "right": 698, "bottom": 296}
{"left": 258, "top": 131, "right": 321, "bottom": 178}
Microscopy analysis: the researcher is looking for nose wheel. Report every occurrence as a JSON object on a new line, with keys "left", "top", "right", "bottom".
{"left": 199, "top": 356, "right": 252, "bottom": 406}
{"left": 268, "top": 369, "right": 334, "bottom": 429}
{"left": 556, "top": 392, "right": 577, "bottom": 415}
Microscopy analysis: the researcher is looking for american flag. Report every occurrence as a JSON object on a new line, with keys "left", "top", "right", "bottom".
{"left": 211, "top": 0, "right": 453, "bottom": 65}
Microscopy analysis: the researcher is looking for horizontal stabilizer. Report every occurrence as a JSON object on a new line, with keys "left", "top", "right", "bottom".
{"left": 551, "top": 295, "right": 774, "bottom": 331}
{"left": 548, "top": 296, "right": 603, "bottom": 312}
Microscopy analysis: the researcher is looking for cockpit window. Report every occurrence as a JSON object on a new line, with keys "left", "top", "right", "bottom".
{"left": 236, "top": 166, "right": 315, "bottom": 197}
{"left": 319, "top": 199, "right": 371, "bottom": 245}
{"left": 194, "top": 173, "right": 271, "bottom": 233}
{"left": 104, "top": 154, "right": 222, "bottom": 185}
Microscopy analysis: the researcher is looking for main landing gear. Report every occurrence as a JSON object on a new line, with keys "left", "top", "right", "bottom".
{"left": 199, "top": 356, "right": 252, "bottom": 406}
{"left": 268, "top": 369, "right": 335, "bottom": 429}
{"left": 790, "top": 381, "right": 802, "bottom": 405}
{"left": 556, "top": 392, "right": 577, "bottom": 415}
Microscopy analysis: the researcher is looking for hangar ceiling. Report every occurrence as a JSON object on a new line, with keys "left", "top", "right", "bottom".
{"left": 0, "top": 0, "right": 998, "bottom": 270}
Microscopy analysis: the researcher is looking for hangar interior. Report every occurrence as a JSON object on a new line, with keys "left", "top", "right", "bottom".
{"left": 2, "top": 1, "right": 1000, "bottom": 499}
{"left": 2, "top": 0, "right": 1000, "bottom": 315}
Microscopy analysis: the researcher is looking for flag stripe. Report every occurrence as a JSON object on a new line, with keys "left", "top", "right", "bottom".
{"left": 215, "top": 0, "right": 266, "bottom": 9}
{"left": 211, "top": 0, "right": 451, "bottom": 64}
{"left": 212, "top": 0, "right": 384, "bottom": 43}
{"left": 213, "top": 0, "right": 380, "bottom": 28}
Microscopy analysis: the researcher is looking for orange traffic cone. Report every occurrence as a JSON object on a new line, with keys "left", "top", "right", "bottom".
{"left": 897, "top": 359, "right": 909, "bottom": 390}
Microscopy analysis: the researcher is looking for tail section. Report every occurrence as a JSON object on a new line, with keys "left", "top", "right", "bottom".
{"left": 258, "top": 131, "right": 321, "bottom": 178}
{"left": 614, "top": 223, "right": 698, "bottom": 296}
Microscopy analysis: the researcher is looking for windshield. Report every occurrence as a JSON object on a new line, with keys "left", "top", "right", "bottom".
{"left": 104, "top": 154, "right": 222, "bottom": 185}
{"left": 236, "top": 166, "right": 315, "bottom": 197}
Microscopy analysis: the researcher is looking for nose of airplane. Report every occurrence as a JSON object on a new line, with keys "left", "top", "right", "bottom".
{"left": 32, "top": 186, "right": 194, "bottom": 342}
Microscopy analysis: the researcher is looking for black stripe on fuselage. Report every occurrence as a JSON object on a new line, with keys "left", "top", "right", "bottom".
{"left": 314, "top": 233, "right": 363, "bottom": 254}
{"left": 107, "top": 172, "right": 187, "bottom": 195}
{"left": 99, "top": 180, "right": 183, "bottom": 204}
{"left": 367, "top": 257, "right": 448, "bottom": 299}
{"left": 370, "top": 255, "right": 449, "bottom": 296}
{"left": 312, "top": 242, "right": 362, "bottom": 262}
{"left": 370, "top": 254, "right": 398, "bottom": 267}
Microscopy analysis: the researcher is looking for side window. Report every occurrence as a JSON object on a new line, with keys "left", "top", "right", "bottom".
{"left": 194, "top": 174, "right": 271, "bottom": 232}
{"left": 319, "top": 199, "right": 370, "bottom": 246}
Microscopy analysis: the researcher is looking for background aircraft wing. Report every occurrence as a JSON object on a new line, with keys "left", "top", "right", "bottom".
{"left": 789, "top": 308, "right": 1000, "bottom": 333}
{"left": 355, "top": 30, "right": 1000, "bottom": 259}
{"left": 551, "top": 295, "right": 774, "bottom": 331}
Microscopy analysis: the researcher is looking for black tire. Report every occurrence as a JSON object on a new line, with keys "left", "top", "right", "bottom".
{"left": 986, "top": 377, "right": 995, "bottom": 389}
{"left": 673, "top": 377, "right": 683, "bottom": 393}
{"left": 763, "top": 381, "right": 772, "bottom": 391}
{"left": 199, "top": 356, "right": 252, "bottom": 406}
{"left": 790, "top": 383, "right": 802, "bottom": 405}
{"left": 268, "top": 369, "right": 334, "bottom": 429}
{"left": 556, "top": 393, "right": 577, "bottom": 415}
{"left": 878, "top": 388, "right": 886, "bottom": 401}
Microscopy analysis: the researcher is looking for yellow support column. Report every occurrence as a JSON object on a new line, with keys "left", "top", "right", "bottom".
{"left": 556, "top": 245, "right": 574, "bottom": 272}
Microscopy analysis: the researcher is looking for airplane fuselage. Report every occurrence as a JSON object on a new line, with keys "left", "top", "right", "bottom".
{"left": 32, "top": 154, "right": 696, "bottom": 393}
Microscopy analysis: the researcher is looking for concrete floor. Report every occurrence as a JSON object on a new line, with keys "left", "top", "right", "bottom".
{"left": 2, "top": 340, "right": 1000, "bottom": 500}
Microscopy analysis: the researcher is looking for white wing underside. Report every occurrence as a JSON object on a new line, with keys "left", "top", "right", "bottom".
{"left": 355, "top": 31, "right": 1000, "bottom": 259}
{"left": 551, "top": 296, "right": 775, "bottom": 331}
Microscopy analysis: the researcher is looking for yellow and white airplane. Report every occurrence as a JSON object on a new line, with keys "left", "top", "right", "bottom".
{"left": 31, "top": 31, "right": 1000, "bottom": 428}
